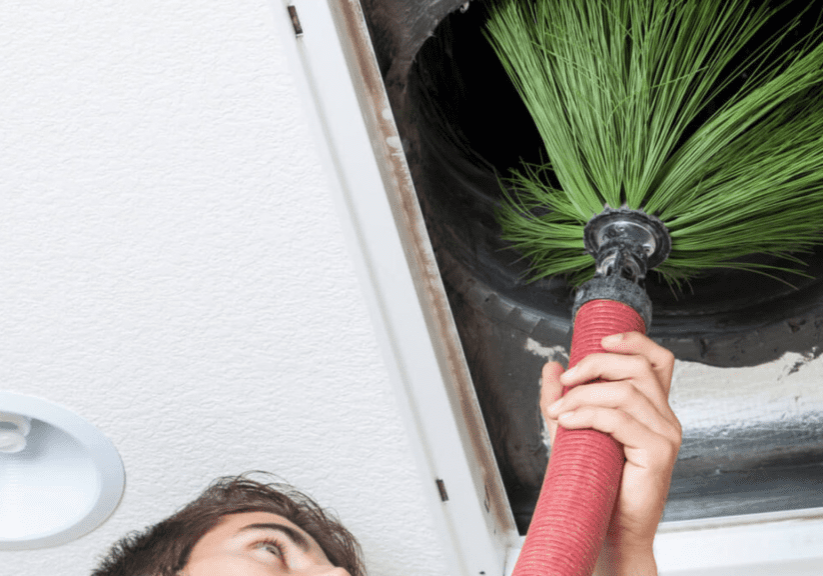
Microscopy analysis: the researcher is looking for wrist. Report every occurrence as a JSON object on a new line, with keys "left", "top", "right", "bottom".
{"left": 594, "top": 541, "right": 657, "bottom": 576}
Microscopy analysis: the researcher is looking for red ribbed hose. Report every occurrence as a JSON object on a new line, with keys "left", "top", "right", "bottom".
{"left": 512, "top": 299, "right": 646, "bottom": 576}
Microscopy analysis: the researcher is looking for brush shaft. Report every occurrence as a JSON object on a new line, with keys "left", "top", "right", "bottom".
{"left": 513, "top": 299, "right": 646, "bottom": 576}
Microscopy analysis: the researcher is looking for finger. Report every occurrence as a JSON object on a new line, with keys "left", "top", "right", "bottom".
{"left": 540, "top": 362, "right": 565, "bottom": 444}
{"left": 548, "top": 381, "right": 679, "bottom": 440}
{"left": 560, "top": 353, "right": 671, "bottom": 415}
{"left": 555, "top": 407, "right": 680, "bottom": 470}
{"left": 541, "top": 362, "right": 565, "bottom": 406}
{"left": 600, "top": 331, "right": 675, "bottom": 394}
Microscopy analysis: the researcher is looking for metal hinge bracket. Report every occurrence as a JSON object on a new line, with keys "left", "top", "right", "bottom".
{"left": 287, "top": 5, "right": 303, "bottom": 37}
{"left": 435, "top": 478, "right": 449, "bottom": 502}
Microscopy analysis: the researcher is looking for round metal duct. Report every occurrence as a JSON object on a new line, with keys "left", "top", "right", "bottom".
{"left": 361, "top": 0, "right": 823, "bottom": 532}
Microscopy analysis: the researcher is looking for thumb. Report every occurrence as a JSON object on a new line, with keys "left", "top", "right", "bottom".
{"left": 540, "top": 362, "right": 565, "bottom": 444}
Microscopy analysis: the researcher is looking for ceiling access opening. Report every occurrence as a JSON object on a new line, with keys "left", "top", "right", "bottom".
{"left": 360, "top": 0, "right": 823, "bottom": 533}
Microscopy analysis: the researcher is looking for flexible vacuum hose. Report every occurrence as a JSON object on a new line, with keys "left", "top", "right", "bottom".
{"left": 511, "top": 299, "right": 646, "bottom": 576}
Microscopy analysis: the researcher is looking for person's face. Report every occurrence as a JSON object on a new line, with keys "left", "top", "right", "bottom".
{"left": 182, "top": 511, "right": 352, "bottom": 576}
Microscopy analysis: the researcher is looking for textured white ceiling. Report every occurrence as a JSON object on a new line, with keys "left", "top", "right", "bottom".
{"left": 0, "top": 1, "right": 450, "bottom": 574}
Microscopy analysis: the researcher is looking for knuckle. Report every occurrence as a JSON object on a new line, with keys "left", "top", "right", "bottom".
{"left": 539, "top": 393, "right": 556, "bottom": 414}
{"left": 661, "top": 423, "right": 683, "bottom": 454}
{"left": 627, "top": 354, "right": 651, "bottom": 372}
{"left": 627, "top": 357, "right": 656, "bottom": 384}
{"left": 601, "top": 408, "right": 630, "bottom": 431}
{"left": 611, "top": 381, "right": 637, "bottom": 404}
{"left": 662, "top": 437, "right": 680, "bottom": 461}
{"left": 612, "top": 410, "right": 634, "bottom": 434}
{"left": 671, "top": 420, "right": 683, "bottom": 447}
{"left": 574, "top": 355, "right": 594, "bottom": 374}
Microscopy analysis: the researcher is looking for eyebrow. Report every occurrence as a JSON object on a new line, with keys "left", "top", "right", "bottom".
{"left": 237, "top": 522, "right": 311, "bottom": 552}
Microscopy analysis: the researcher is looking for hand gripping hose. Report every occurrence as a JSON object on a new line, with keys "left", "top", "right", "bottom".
{"left": 511, "top": 208, "right": 668, "bottom": 576}
{"left": 511, "top": 298, "right": 646, "bottom": 576}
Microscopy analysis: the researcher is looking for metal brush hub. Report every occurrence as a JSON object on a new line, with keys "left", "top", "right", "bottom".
{"left": 583, "top": 207, "right": 671, "bottom": 283}
{"left": 573, "top": 208, "right": 671, "bottom": 328}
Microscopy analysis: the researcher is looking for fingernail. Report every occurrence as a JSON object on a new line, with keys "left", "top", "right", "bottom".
{"left": 602, "top": 333, "right": 624, "bottom": 346}
{"left": 547, "top": 399, "right": 563, "bottom": 415}
{"left": 557, "top": 411, "right": 575, "bottom": 423}
{"left": 559, "top": 367, "right": 577, "bottom": 382}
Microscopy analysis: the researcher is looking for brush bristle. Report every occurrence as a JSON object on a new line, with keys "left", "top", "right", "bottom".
{"left": 486, "top": 0, "right": 823, "bottom": 286}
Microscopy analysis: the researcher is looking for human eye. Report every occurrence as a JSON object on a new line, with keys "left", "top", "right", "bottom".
{"left": 253, "top": 537, "right": 288, "bottom": 563}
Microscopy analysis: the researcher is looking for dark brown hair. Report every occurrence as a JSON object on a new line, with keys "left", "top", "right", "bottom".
{"left": 92, "top": 472, "right": 366, "bottom": 576}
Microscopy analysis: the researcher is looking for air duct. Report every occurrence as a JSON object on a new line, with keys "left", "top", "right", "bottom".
{"left": 360, "top": 0, "right": 823, "bottom": 532}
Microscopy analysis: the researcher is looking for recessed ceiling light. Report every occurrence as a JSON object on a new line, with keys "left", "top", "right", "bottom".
{"left": 0, "top": 392, "right": 125, "bottom": 550}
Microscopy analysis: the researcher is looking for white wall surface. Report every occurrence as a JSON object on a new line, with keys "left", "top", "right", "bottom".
{"left": 0, "top": 1, "right": 451, "bottom": 574}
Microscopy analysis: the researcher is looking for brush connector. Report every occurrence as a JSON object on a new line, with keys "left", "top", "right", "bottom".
{"left": 583, "top": 207, "right": 670, "bottom": 283}
{"left": 572, "top": 208, "right": 671, "bottom": 328}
